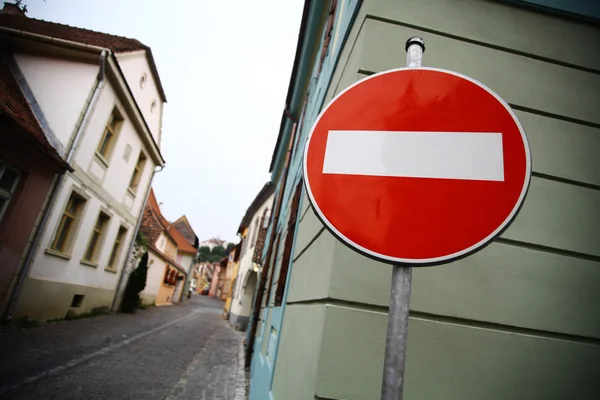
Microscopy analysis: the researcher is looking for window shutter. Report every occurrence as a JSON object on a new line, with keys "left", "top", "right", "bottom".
{"left": 275, "top": 182, "right": 303, "bottom": 306}
{"left": 263, "top": 234, "right": 281, "bottom": 307}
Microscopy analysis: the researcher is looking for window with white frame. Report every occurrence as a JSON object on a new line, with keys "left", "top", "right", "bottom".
{"left": 96, "top": 107, "right": 124, "bottom": 164}
{"left": 50, "top": 191, "right": 87, "bottom": 254}
{"left": 107, "top": 225, "right": 127, "bottom": 270}
{"left": 0, "top": 163, "right": 20, "bottom": 223}
{"left": 83, "top": 211, "right": 110, "bottom": 264}
{"left": 128, "top": 151, "right": 147, "bottom": 194}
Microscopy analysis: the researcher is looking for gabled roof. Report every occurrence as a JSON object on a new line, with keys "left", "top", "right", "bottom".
{"left": 0, "top": 52, "right": 69, "bottom": 170}
{"left": 268, "top": 0, "right": 314, "bottom": 173}
{"left": 140, "top": 189, "right": 175, "bottom": 249}
{"left": 0, "top": 6, "right": 167, "bottom": 102}
{"left": 237, "top": 182, "right": 275, "bottom": 235}
{"left": 231, "top": 242, "right": 241, "bottom": 263}
{"left": 0, "top": 13, "right": 145, "bottom": 52}
{"left": 172, "top": 215, "right": 199, "bottom": 248}
{"left": 146, "top": 189, "right": 172, "bottom": 230}
{"left": 169, "top": 225, "right": 198, "bottom": 255}
{"left": 174, "top": 215, "right": 193, "bottom": 229}
{"left": 140, "top": 189, "right": 187, "bottom": 273}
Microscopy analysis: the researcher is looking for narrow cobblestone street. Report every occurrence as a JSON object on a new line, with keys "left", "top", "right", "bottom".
{"left": 0, "top": 296, "right": 247, "bottom": 400}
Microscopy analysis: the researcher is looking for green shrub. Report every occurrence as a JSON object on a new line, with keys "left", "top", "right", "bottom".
{"left": 120, "top": 251, "right": 149, "bottom": 313}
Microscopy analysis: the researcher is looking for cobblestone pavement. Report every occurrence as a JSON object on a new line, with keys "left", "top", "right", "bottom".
{"left": 0, "top": 296, "right": 248, "bottom": 400}
{"left": 165, "top": 324, "right": 248, "bottom": 400}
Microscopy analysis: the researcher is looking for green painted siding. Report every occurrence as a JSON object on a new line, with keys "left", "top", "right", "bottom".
{"left": 357, "top": 19, "right": 600, "bottom": 124}
{"left": 316, "top": 305, "right": 600, "bottom": 400}
{"left": 271, "top": 305, "right": 327, "bottom": 400}
{"left": 272, "top": 0, "right": 600, "bottom": 398}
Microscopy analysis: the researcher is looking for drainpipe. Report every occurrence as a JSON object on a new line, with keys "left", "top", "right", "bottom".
{"left": 110, "top": 165, "right": 164, "bottom": 311}
{"left": 2, "top": 50, "right": 108, "bottom": 321}
{"left": 66, "top": 50, "right": 107, "bottom": 162}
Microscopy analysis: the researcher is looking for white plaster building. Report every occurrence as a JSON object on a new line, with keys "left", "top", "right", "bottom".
{"left": 0, "top": 3, "right": 166, "bottom": 320}
{"left": 229, "top": 183, "right": 274, "bottom": 330}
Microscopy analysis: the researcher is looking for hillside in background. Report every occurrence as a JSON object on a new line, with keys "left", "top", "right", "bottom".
{"left": 197, "top": 237, "right": 236, "bottom": 263}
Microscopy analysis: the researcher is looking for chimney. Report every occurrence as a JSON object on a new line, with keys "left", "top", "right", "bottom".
{"left": 2, "top": 2, "right": 27, "bottom": 16}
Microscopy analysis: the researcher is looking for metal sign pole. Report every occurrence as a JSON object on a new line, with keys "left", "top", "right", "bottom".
{"left": 380, "top": 36, "right": 425, "bottom": 400}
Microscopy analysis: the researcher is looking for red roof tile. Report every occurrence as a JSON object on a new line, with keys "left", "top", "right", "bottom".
{"left": 141, "top": 189, "right": 175, "bottom": 245}
{"left": 147, "top": 189, "right": 172, "bottom": 231}
{"left": 0, "top": 53, "right": 68, "bottom": 169}
{"left": 139, "top": 204, "right": 163, "bottom": 247}
{"left": 0, "top": 13, "right": 145, "bottom": 53}
{"left": 147, "top": 244, "right": 186, "bottom": 274}
{"left": 145, "top": 191, "right": 197, "bottom": 255}
{"left": 169, "top": 225, "right": 198, "bottom": 255}
{"left": 0, "top": 9, "right": 167, "bottom": 102}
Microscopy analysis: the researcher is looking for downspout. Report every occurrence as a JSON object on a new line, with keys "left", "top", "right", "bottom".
{"left": 0, "top": 26, "right": 165, "bottom": 167}
{"left": 110, "top": 165, "right": 164, "bottom": 311}
{"left": 3, "top": 50, "right": 108, "bottom": 321}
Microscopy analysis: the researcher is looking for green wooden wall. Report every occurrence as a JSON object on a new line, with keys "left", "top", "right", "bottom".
{"left": 272, "top": 0, "right": 600, "bottom": 399}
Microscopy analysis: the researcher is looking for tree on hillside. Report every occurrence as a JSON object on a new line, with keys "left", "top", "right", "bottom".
{"left": 211, "top": 245, "right": 225, "bottom": 256}
{"left": 197, "top": 245, "right": 228, "bottom": 263}
{"left": 197, "top": 246, "right": 212, "bottom": 262}
{"left": 226, "top": 242, "right": 235, "bottom": 252}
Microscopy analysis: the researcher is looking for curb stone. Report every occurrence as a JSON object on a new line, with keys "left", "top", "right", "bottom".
{"left": 234, "top": 330, "right": 249, "bottom": 400}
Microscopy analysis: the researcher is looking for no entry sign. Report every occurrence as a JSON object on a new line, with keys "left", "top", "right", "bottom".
{"left": 303, "top": 67, "right": 531, "bottom": 265}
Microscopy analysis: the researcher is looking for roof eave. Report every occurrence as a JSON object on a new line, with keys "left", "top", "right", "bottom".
{"left": 268, "top": 0, "right": 326, "bottom": 174}
{"left": 236, "top": 182, "right": 275, "bottom": 234}
{"left": 0, "top": 26, "right": 166, "bottom": 166}
{"left": 148, "top": 245, "right": 187, "bottom": 274}
{"left": 0, "top": 113, "right": 72, "bottom": 172}
{"left": 143, "top": 46, "right": 167, "bottom": 103}
{"left": 106, "top": 56, "right": 165, "bottom": 166}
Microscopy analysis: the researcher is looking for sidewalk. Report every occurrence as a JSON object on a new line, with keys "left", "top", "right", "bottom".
{"left": 164, "top": 321, "right": 249, "bottom": 400}
{"left": 0, "top": 296, "right": 248, "bottom": 400}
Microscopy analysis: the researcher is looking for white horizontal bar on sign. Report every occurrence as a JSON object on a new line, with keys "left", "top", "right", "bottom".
{"left": 322, "top": 130, "right": 504, "bottom": 181}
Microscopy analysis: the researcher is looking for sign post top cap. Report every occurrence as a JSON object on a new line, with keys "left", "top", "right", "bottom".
{"left": 405, "top": 36, "right": 425, "bottom": 52}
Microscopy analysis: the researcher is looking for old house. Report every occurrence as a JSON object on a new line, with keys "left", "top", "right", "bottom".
{"left": 229, "top": 182, "right": 273, "bottom": 331}
{"left": 209, "top": 256, "right": 228, "bottom": 298}
{"left": 0, "top": 2, "right": 166, "bottom": 320}
{"left": 222, "top": 243, "right": 241, "bottom": 319}
{"left": 248, "top": 1, "right": 600, "bottom": 399}
{"left": 0, "top": 48, "right": 71, "bottom": 319}
{"left": 169, "top": 216, "right": 199, "bottom": 298}
{"left": 139, "top": 189, "right": 186, "bottom": 306}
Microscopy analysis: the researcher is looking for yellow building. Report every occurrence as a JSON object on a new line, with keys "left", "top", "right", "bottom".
{"left": 223, "top": 242, "right": 241, "bottom": 318}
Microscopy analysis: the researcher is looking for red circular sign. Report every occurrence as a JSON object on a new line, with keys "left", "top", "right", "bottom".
{"left": 303, "top": 68, "right": 531, "bottom": 265}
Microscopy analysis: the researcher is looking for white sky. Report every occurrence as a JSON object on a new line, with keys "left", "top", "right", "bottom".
{"left": 26, "top": 0, "right": 304, "bottom": 242}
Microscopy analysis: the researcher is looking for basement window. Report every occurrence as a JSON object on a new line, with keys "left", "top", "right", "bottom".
{"left": 71, "top": 294, "right": 84, "bottom": 308}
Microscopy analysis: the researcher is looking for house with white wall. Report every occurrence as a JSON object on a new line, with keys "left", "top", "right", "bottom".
{"left": 229, "top": 182, "right": 274, "bottom": 330}
{"left": 168, "top": 216, "right": 199, "bottom": 299}
{"left": 0, "top": 3, "right": 167, "bottom": 320}
{"left": 139, "top": 190, "right": 187, "bottom": 306}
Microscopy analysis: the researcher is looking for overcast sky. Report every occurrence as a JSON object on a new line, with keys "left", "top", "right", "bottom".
{"left": 26, "top": 0, "right": 304, "bottom": 242}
